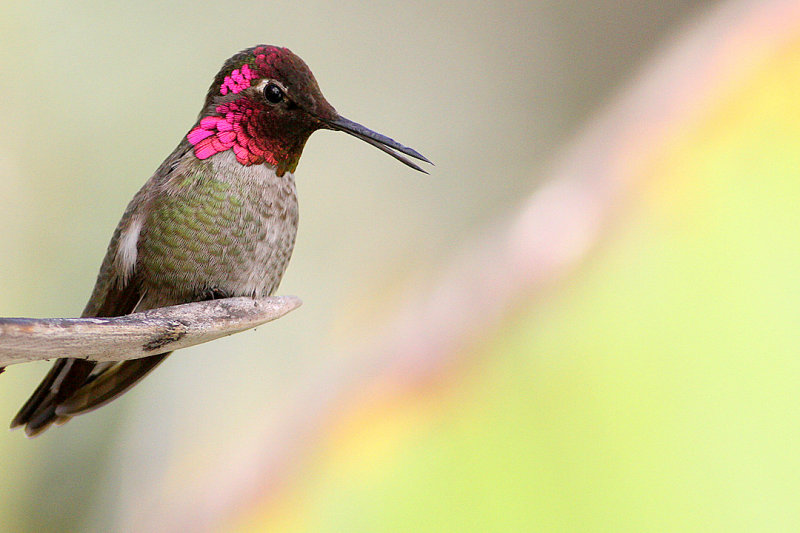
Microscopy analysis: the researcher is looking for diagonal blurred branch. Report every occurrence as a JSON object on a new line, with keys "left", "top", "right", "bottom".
{"left": 134, "top": 0, "right": 800, "bottom": 530}
{"left": 0, "top": 296, "right": 301, "bottom": 367}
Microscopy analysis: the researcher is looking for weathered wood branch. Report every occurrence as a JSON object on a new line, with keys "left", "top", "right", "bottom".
{"left": 0, "top": 296, "right": 301, "bottom": 367}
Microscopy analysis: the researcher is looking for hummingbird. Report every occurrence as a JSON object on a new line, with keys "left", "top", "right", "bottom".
{"left": 11, "top": 45, "right": 430, "bottom": 436}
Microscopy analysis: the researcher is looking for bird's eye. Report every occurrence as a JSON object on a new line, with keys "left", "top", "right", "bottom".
{"left": 263, "top": 82, "right": 284, "bottom": 104}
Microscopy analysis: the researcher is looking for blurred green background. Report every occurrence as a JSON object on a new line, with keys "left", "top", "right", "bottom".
{"left": 6, "top": 0, "right": 800, "bottom": 531}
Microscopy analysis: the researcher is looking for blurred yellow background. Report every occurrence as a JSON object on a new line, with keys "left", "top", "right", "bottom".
{"left": 4, "top": 0, "right": 800, "bottom": 531}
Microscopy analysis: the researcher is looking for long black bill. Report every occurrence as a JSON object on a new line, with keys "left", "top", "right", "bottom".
{"left": 326, "top": 116, "right": 432, "bottom": 173}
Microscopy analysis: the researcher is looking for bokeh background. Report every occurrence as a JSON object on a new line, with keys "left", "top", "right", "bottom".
{"left": 2, "top": 0, "right": 800, "bottom": 531}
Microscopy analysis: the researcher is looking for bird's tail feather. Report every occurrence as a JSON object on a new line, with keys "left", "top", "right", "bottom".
{"left": 56, "top": 353, "right": 169, "bottom": 417}
{"left": 10, "top": 354, "right": 169, "bottom": 437}
{"left": 10, "top": 358, "right": 96, "bottom": 436}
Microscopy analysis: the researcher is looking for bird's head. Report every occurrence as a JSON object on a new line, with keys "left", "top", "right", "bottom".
{"left": 189, "top": 45, "right": 430, "bottom": 176}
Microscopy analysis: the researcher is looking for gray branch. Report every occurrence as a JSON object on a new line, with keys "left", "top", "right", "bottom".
{"left": 0, "top": 296, "right": 301, "bottom": 367}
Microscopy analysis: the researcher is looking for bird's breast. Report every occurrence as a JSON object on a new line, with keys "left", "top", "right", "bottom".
{"left": 137, "top": 153, "right": 298, "bottom": 305}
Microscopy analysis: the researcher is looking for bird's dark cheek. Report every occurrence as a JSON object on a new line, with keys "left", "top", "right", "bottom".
{"left": 256, "top": 112, "right": 284, "bottom": 137}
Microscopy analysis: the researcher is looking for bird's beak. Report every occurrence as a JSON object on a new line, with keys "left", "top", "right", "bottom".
{"left": 325, "top": 115, "right": 432, "bottom": 173}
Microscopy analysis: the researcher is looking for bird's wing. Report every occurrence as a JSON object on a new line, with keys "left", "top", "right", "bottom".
{"left": 11, "top": 142, "right": 197, "bottom": 436}
{"left": 10, "top": 194, "right": 157, "bottom": 436}
{"left": 9, "top": 278, "right": 150, "bottom": 436}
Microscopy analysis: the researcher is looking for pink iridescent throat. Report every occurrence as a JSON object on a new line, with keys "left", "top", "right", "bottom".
{"left": 187, "top": 48, "right": 292, "bottom": 168}
{"left": 187, "top": 99, "right": 277, "bottom": 167}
